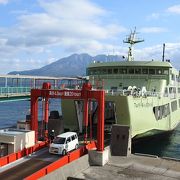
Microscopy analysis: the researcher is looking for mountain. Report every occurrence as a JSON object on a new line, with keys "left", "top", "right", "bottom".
{"left": 8, "top": 53, "right": 123, "bottom": 77}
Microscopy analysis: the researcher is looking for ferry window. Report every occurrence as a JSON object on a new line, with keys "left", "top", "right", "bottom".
{"left": 164, "top": 87, "right": 168, "bottom": 94}
{"left": 176, "top": 75, "right": 178, "bottom": 82}
{"left": 142, "top": 69, "right": 148, "bottom": 74}
{"left": 171, "top": 100, "right": 177, "bottom": 112}
{"left": 178, "top": 88, "right": 180, "bottom": 93}
{"left": 162, "top": 104, "right": 170, "bottom": 118}
{"left": 163, "top": 69, "right": 169, "bottom": 75}
{"left": 154, "top": 106, "right": 162, "bottom": 120}
{"left": 149, "top": 69, "right": 155, "bottom": 74}
{"left": 108, "top": 69, "right": 112, "bottom": 74}
{"left": 102, "top": 69, "right": 107, "bottom": 74}
{"left": 153, "top": 104, "right": 170, "bottom": 121}
{"left": 93, "top": 70, "right": 97, "bottom": 75}
{"left": 87, "top": 69, "right": 91, "bottom": 75}
{"left": 178, "top": 76, "right": 180, "bottom": 82}
{"left": 171, "top": 74, "right": 175, "bottom": 80}
{"left": 135, "top": 68, "right": 141, "bottom": 74}
{"left": 166, "top": 104, "right": 170, "bottom": 116}
{"left": 113, "top": 68, "right": 118, "bottom": 74}
{"left": 156, "top": 69, "right": 162, "bottom": 75}
{"left": 119, "top": 82, "right": 123, "bottom": 87}
{"left": 96, "top": 69, "right": 100, "bottom": 75}
{"left": 119, "top": 68, "right": 127, "bottom": 74}
{"left": 128, "top": 68, "right": 134, "bottom": 74}
{"left": 169, "top": 87, "right": 174, "bottom": 94}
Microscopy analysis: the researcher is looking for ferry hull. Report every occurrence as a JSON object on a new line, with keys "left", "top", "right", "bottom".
{"left": 106, "top": 94, "right": 180, "bottom": 138}
{"left": 61, "top": 94, "right": 180, "bottom": 139}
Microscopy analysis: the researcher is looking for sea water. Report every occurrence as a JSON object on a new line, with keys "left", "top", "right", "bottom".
{"left": 0, "top": 100, "right": 180, "bottom": 159}
{"left": 132, "top": 127, "right": 180, "bottom": 159}
{"left": 0, "top": 100, "right": 61, "bottom": 128}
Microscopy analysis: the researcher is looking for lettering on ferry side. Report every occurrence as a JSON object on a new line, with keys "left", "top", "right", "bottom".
{"left": 134, "top": 102, "right": 153, "bottom": 108}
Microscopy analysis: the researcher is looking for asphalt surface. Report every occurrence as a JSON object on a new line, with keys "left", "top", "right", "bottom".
{"left": 0, "top": 147, "right": 60, "bottom": 180}
{"left": 74, "top": 154, "right": 180, "bottom": 180}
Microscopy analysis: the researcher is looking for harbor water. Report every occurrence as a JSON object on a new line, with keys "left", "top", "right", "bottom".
{"left": 0, "top": 100, "right": 61, "bottom": 128}
{"left": 0, "top": 100, "right": 180, "bottom": 159}
{"left": 132, "top": 127, "right": 180, "bottom": 159}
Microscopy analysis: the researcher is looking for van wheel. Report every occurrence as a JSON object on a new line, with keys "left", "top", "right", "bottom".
{"left": 62, "top": 149, "right": 67, "bottom": 156}
{"left": 75, "top": 144, "right": 78, "bottom": 150}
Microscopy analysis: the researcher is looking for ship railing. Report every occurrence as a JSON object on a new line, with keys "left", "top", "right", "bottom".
{"left": 0, "top": 87, "right": 31, "bottom": 97}
{"left": 106, "top": 89, "right": 175, "bottom": 98}
{"left": 92, "top": 74, "right": 167, "bottom": 80}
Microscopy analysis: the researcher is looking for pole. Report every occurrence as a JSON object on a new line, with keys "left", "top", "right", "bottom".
{"left": 97, "top": 91, "right": 105, "bottom": 151}
{"left": 84, "top": 98, "right": 89, "bottom": 143}
{"left": 89, "top": 100, "right": 92, "bottom": 140}
{"left": 31, "top": 92, "right": 39, "bottom": 143}
{"left": 162, "top": 43, "right": 165, "bottom": 62}
{"left": 44, "top": 97, "right": 49, "bottom": 141}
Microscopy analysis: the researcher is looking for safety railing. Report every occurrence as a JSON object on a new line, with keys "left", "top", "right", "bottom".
{"left": 105, "top": 89, "right": 177, "bottom": 99}
{"left": 24, "top": 141, "right": 96, "bottom": 180}
{"left": 0, "top": 87, "right": 31, "bottom": 97}
{"left": 0, "top": 141, "right": 47, "bottom": 167}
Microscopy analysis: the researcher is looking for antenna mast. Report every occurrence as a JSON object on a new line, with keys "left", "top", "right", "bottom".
{"left": 162, "top": 43, "right": 165, "bottom": 62}
{"left": 123, "top": 27, "right": 144, "bottom": 61}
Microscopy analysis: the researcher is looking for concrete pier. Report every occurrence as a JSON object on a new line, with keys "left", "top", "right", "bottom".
{"left": 88, "top": 148, "right": 109, "bottom": 166}
{"left": 40, "top": 147, "right": 180, "bottom": 180}
{"left": 68, "top": 154, "right": 180, "bottom": 180}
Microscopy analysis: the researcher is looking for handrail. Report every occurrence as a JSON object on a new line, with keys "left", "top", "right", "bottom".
{"left": 0, "top": 87, "right": 31, "bottom": 97}
{"left": 91, "top": 74, "right": 167, "bottom": 80}
{"left": 24, "top": 141, "right": 96, "bottom": 180}
{"left": 0, "top": 141, "right": 47, "bottom": 167}
{"left": 105, "top": 89, "right": 177, "bottom": 99}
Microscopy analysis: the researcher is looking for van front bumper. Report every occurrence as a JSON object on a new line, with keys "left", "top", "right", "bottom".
{"left": 49, "top": 147, "right": 63, "bottom": 154}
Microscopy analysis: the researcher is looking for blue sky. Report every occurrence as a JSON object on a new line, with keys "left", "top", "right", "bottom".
{"left": 1, "top": 0, "right": 180, "bottom": 74}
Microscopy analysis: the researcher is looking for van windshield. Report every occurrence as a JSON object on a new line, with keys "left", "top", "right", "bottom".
{"left": 53, "top": 137, "right": 66, "bottom": 144}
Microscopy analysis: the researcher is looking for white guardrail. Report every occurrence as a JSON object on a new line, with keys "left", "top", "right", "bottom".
{"left": 0, "top": 87, "right": 31, "bottom": 97}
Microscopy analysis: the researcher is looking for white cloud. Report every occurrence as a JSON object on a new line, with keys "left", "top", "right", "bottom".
{"left": 146, "top": 13, "right": 160, "bottom": 20}
{"left": 0, "top": 0, "right": 127, "bottom": 73}
{"left": 38, "top": 0, "right": 105, "bottom": 20}
{"left": 134, "top": 43, "right": 180, "bottom": 70}
{"left": 167, "top": 4, "right": 180, "bottom": 14}
{"left": 140, "top": 27, "right": 167, "bottom": 33}
{"left": 0, "top": 56, "right": 53, "bottom": 73}
{"left": 147, "top": 5, "right": 180, "bottom": 21}
{"left": 1, "top": 0, "right": 124, "bottom": 51}
{"left": 0, "top": 0, "right": 9, "bottom": 4}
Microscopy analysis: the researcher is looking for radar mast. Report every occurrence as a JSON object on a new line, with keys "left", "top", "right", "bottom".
{"left": 123, "top": 27, "right": 144, "bottom": 61}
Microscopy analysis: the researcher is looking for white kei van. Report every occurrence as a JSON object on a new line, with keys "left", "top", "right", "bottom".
{"left": 49, "top": 132, "right": 79, "bottom": 155}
